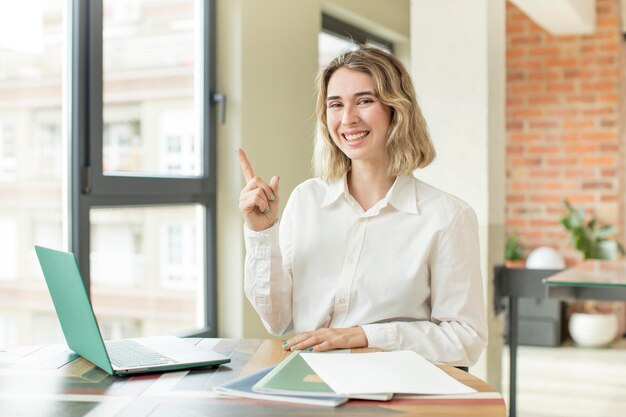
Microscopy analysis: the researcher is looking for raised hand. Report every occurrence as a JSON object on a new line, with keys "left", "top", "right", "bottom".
{"left": 237, "top": 148, "right": 280, "bottom": 231}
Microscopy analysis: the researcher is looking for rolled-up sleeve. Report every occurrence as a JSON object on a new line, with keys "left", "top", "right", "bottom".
{"left": 243, "top": 197, "right": 296, "bottom": 336}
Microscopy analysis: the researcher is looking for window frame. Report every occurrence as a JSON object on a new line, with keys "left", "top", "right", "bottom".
{"left": 69, "top": 0, "right": 217, "bottom": 337}
{"left": 321, "top": 13, "right": 394, "bottom": 53}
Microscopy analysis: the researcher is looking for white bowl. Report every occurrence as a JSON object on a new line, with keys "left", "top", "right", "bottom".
{"left": 569, "top": 313, "right": 618, "bottom": 348}
{"left": 525, "top": 246, "right": 566, "bottom": 269}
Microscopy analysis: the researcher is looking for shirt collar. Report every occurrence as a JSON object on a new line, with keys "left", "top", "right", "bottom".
{"left": 387, "top": 175, "right": 419, "bottom": 215}
{"left": 321, "top": 174, "right": 419, "bottom": 215}
{"left": 320, "top": 175, "right": 347, "bottom": 208}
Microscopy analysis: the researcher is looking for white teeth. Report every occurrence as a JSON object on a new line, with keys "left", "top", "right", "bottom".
{"left": 344, "top": 131, "right": 368, "bottom": 141}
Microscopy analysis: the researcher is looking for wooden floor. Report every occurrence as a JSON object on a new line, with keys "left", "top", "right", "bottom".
{"left": 502, "top": 338, "right": 626, "bottom": 417}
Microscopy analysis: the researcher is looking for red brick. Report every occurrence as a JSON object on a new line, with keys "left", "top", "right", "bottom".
{"left": 510, "top": 34, "right": 543, "bottom": 45}
{"left": 507, "top": 101, "right": 525, "bottom": 111}
{"left": 582, "top": 181, "right": 613, "bottom": 190}
{"left": 507, "top": 120, "right": 524, "bottom": 130}
{"left": 597, "top": 1, "right": 617, "bottom": 14}
{"left": 519, "top": 230, "right": 544, "bottom": 240}
{"left": 549, "top": 82, "right": 577, "bottom": 93}
{"left": 529, "top": 71, "right": 560, "bottom": 81}
{"left": 528, "top": 169, "right": 560, "bottom": 178}
{"left": 601, "top": 169, "right": 617, "bottom": 177}
{"left": 581, "top": 44, "right": 597, "bottom": 53}
{"left": 510, "top": 133, "right": 541, "bottom": 142}
{"left": 584, "top": 56, "right": 617, "bottom": 66}
{"left": 599, "top": 93, "right": 619, "bottom": 103}
{"left": 600, "top": 144, "right": 619, "bottom": 152}
{"left": 599, "top": 68, "right": 620, "bottom": 78}
{"left": 509, "top": 59, "right": 545, "bottom": 69}
{"left": 506, "top": 218, "right": 527, "bottom": 227}
{"left": 530, "top": 195, "right": 562, "bottom": 203}
{"left": 546, "top": 58, "right": 578, "bottom": 67}
{"left": 581, "top": 107, "right": 616, "bottom": 116}
{"left": 564, "top": 68, "right": 596, "bottom": 79}
{"left": 512, "top": 108, "right": 543, "bottom": 118}
{"left": 508, "top": 71, "right": 526, "bottom": 82}
{"left": 567, "top": 194, "right": 596, "bottom": 204}
{"left": 511, "top": 84, "right": 542, "bottom": 94}
{"left": 507, "top": 48, "right": 525, "bottom": 59}
{"left": 563, "top": 119, "right": 594, "bottom": 129}
{"left": 545, "top": 109, "right": 579, "bottom": 117}
{"left": 547, "top": 157, "right": 577, "bottom": 166}
{"left": 582, "top": 131, "right": 616, "bottom": 141}
{"left": 564, "top": 168, "right": 595, "bottom": 178}
{"left": 565, "top": 94, "right": 596, "bottom": 104}
{"left": 581, "top": 81, "right": 617, "bottom": 91}
{"left": 507, "top": 193, "right": 526, "bottom": 202}
{"left": 581, "top": 156, "right": 616, "bottom": 166}
{"left": 528, "top": 146, "right": 559, "bottom": 154}
{"left": 529, "top": 46, "right": 560, "bottom": 55}
{"left": 507, "top": 23, "right": 525, "bottom": 34}
{"left": 544, "top": 181, "right": 577, "bottom": 191}
{"left": 511, "top": 157, "right": 542, "bottom": 167}
{"left": 530, "top": 219, "right": 559, "bottom": 227}
{"left": 564, "top": 145, "right": 597, "bottom": 153}
{"left": 529, "top": 95, "right": 560, "bottom": 105}
{"left": 507, "top": 145, "right": 524, "bottom": 155}
{"left": 510, "top": 181, "right": 534, "bottom": 191}
{"left": 599, "top": 119, "right": 616, "bottom": 128}
{"left": 528, "top": 120, "right": 559, "bottom": 129}
{"left": 597, "top": 16, "right": 620, "bottom": 27}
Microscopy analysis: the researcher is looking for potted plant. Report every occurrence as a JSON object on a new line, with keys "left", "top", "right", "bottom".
{"left": 504, "top": 234, "right": 525, "bottom": 268}
{"left": 560, "top": 199, "right": 624, "bottom": 347}
{"left": 560, "top": 199, "right": 625, "bottom": 260}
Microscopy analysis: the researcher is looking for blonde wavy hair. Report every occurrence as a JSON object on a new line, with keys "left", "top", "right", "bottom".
{"left": 313, "top": 46, "right": 435, "bottom": 181}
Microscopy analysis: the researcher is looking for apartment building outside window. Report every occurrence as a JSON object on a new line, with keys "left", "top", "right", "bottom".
{"left": 0, "top": 0, "right": 217, "bottom": 349}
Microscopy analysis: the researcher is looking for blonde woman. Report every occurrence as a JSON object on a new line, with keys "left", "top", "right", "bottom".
{"left": 237, "top": 46, "right": 486, "bottom": 367}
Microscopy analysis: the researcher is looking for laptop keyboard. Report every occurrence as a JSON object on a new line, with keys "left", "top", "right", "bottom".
{"left": 106, "top": 340, "right": 176, "bottom": 368}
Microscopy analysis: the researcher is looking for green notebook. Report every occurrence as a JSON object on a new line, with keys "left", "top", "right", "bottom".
{"left": 253, "top": 351, "right": 392, "bottom": 401}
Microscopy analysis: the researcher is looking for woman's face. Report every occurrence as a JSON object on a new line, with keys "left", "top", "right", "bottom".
{"left": 325, "top": 68, "right": 392, "bottom": 169}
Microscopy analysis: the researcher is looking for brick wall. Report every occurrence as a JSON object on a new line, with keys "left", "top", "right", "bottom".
{"left": 506, "top": 0, "right": 625, "bottom": 265}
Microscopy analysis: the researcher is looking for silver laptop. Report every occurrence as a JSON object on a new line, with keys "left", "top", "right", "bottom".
{"left": 35, "top": 245, "right": 230, "bottom": 375}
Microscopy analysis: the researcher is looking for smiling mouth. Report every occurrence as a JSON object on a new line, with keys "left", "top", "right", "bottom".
{"left": 342, "top": 131, "right": 369, "bottom": 141}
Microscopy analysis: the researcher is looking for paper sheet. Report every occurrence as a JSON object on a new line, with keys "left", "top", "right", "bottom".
{"left": 300, "top": 351, "right": 476, "bottom": 395}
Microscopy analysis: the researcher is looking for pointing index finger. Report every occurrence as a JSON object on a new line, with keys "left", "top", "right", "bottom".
{"left": 236, "top": 148, "right": 255, "bottom": 182}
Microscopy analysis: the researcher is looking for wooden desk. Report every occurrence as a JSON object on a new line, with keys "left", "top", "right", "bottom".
{"left": 0, "top": 338, "right": 505, "bottom": 417}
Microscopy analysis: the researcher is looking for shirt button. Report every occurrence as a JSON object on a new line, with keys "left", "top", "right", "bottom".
{"left": 338, "top": 297, "right": 346, "bottom": 304}
{"left": 347, "top": 257, "right": 354, "bottom": 264}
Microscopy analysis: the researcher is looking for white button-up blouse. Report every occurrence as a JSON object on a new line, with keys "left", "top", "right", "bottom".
{"left": 243, "top": 175, "right": 487, "bottom": 366}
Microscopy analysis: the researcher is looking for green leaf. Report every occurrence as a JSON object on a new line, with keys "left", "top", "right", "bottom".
{"left": 561, "top": 199, "right": 625, "bottom": 260}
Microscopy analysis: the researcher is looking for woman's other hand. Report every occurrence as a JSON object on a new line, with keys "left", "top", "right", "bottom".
{"left": 282, "top": 327, "right": 368, "bottom": 352}
{"left": 237, "top": 148, "right": 280, "bottom": 231}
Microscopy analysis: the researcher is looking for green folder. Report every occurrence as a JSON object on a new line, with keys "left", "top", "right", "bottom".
{"left": 254, "top": 351, "right": 337, "bottom": 396}
{"left": 253, "top": 351, "right": 392, "bottom": 401}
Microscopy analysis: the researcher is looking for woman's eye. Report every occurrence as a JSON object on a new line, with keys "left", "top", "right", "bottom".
{"left": 358, "top": 98, "right": 374, "bottom": 105}
{"left": 328, "top": 102, "right": 342, "bottom": 109}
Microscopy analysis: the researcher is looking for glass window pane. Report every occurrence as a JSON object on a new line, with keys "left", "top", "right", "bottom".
{"left": 90, "top": 205, "right": 204, "bottom": 339}
{"left": 0, "top": 0, "right": 66, "bottom": 349}
{"left": 319, "top": 32, "right": 354, "bottom": 67}
{"left": 102, "top": 0, "right": 202, "bottom": 177}
{"left": 318, "top": 31, "right": 393, "bottom": 67}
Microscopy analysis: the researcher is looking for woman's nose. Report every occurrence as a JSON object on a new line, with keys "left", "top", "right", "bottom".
{"left": 341, "top": 105, "right": 359, "bottom": 125}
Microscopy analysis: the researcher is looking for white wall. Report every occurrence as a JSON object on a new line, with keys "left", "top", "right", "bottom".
{"left": 410, "top": 0, "right": 505, "bottom": 386}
